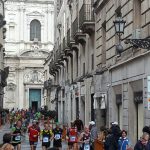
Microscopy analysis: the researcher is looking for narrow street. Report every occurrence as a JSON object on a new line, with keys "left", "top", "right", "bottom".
{"left": 0, "top": 123, "right": 42, "bottom": 150}
{"left": 0, "top": 123, "right": 68, "bottom": 150}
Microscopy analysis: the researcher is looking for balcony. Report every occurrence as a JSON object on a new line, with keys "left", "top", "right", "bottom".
{"left": 72, "top": 17, "right": 86, "bottom": 44}
{"left": 67, "top": 28, "right": 75, "bottom": 47}
{"left": 79, "top": 4, "right": 95, "bottom": 35}
{"left": 63, "top": 37, "right": 70, "bottom": 52}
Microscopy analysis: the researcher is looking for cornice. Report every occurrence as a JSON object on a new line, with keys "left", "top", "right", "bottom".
{"left": 6, "top": 0, "right": 54, "bottom": 5}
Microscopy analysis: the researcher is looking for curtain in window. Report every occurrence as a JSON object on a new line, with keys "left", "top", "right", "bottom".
{"left": 30, "top": 20, "right": 41, "bottom": 41}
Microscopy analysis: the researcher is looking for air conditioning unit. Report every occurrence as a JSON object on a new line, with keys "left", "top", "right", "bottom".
{"left": 132, "top": 28, "right": 141, "bottom": 39}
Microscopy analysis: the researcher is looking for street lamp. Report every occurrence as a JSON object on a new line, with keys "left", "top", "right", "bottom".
{"left": 114, "top": 17, "right": 126, "bottom": 55}
{"left": 114, "top": 16, "right": 150, "bottom": 54}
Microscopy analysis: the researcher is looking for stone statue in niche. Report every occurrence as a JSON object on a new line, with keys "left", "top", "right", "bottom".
{"left": 31, "top": 70, "right": 38, "bottom": 83}
{"left": 6, "top": 83, "right": 16, "bottom": 91}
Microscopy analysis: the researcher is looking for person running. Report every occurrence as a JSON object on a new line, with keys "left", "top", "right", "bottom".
{"left": 52, "top": 123, "right": 63, "bottom": 149}
{"left": 118, "top": 130, "right": 129, "bottom": 150}
{"left": 79, "top": 125, "right": 90, "bottom": 150}
{"left": 67, "top": 122, "right": 78, "bottom": 150}
{"left": 40, "top": 123, "right": 53, "bottom": 150}
{"left": 28, "top": 120, "right": 40, "bottom": 150}
{"left": 11, "top": 120, "right": 22, "bottom": 150}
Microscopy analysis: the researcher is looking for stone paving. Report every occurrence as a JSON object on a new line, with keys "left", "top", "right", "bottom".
{"left": 0, "top": 123, "right": 68, "bottom": 150}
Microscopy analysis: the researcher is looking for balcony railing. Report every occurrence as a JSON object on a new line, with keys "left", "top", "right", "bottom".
{"left": 72, "top": 17, "right": 79, "bottom": 37}
{"left": 79, "top": 4, "right": 94, "bottom": 29}
{"left": 63, "top": 37, "right": 68, "bottom": 50}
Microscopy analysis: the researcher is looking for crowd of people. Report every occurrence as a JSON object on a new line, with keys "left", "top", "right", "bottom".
{"left": 1, "top": 109, "right": 150, "bottom": 150}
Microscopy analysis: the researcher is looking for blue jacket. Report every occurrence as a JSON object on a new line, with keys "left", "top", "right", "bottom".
{"left": 118, "top": 137, "right": 129, "bottom": 150}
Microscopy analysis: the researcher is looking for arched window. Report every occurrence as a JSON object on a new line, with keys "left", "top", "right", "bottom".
{"left": 30, "top": 19, "right": 41, "bottom": 41}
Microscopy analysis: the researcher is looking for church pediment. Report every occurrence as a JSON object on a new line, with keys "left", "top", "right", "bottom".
{"left": 27, "top": 11, "right": 44, "bottom": 16}
{"left": 19, "top": 50, "right": 49, "bottom": 57}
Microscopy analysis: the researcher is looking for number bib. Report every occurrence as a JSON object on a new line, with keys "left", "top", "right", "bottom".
{"left": 34, "top": 142, "right": 38, "bottom": 146}
{"left": 55, "top": 134, "right": 61, "bottom": 140}
{"left": 43, "top": 137, "right": 49, "bottom": 143}
{"left": 84, "top": 144, "right": 90, "bottom": 150}
{"left": 70, "top": 136, "right": 76, "bottom": 142}
{"left": 15, "top": 135, "right": 21, "bottom": 141}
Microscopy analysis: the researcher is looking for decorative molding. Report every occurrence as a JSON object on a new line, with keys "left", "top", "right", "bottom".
{"left": 6, "top": 83, "right": 16, "bottom": 91}
{"left": 24, "top": 70, "right": 44, "bottom": 84}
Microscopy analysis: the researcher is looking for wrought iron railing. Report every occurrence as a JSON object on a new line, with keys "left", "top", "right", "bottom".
{"left": 79, "top": 4, "right": 94, "bottom": 28}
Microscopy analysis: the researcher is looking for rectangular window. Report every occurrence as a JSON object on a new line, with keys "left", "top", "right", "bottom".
{"left": 9, "top": 26, "right": 15, "bottom": 40}
{"left": 91, "top": 54, "right": 94, "bottom": 70}
{"left": 102, "top": 21, "right": 106, "bottom": 65}
{"left": 83, "top": 62, "right": 85, "bottom": 75}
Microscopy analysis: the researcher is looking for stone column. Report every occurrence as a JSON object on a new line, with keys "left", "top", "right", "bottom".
{"left": 122, "top": 83, "right": 129, "bottom": 131}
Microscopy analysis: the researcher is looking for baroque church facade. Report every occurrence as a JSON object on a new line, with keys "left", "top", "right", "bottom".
{"left": 4, "top": 0, "right": 54, "bottom": 110}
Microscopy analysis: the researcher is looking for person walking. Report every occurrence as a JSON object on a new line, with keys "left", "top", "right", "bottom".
{"left": 52, "top": 123, "right": 63, "bottom": 149}
{"left": 28, "top": 120, "right": 40, "bottom": 150}
{"left": 40, "top": 123, "right": 53, "bottom": 150}
{"left": 118, "top": 130, "right": 129, "bottom": 150}
{"left": 134, "top": 132, "right": 150, "bottom": 150}
{"left": 89, "top": 121, "right": 98, "bottom": 150}
{"left": 11, "top": 120, "right": 22, "bottom": 150}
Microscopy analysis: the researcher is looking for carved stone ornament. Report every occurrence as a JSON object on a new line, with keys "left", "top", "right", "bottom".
{"left": 6, "top": 83, "right": 16, "bottom": 91}
{"left": 24, "top": 70, "right": 44, "bottom": 84}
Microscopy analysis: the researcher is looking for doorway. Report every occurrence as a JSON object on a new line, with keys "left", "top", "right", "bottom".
{"left": 76, "top": 97, "right": 79, "bottom": 118}
{"left": 91, "top": 94, "right": 95, "bottom": 121}
{"left": 29, "top": 89, "right": 41, "bottom": 111}
{"left": 32, "top": 101, "right": 38, "bottom": 112}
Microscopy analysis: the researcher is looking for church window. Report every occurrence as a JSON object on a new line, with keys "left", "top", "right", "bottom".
{"left": 9, "top": 25, "right": 15, "bottom": 40}
{"left": 30, "top": 19, "right": 41, "bottom": 41}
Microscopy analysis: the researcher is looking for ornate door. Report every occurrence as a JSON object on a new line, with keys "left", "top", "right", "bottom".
{"left": 29, "top": 89, "right": 41, "bottom": 111}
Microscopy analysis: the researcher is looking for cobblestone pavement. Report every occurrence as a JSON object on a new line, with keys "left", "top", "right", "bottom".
{"left": 0, "top": 123, "right": 68, "bottom": 150}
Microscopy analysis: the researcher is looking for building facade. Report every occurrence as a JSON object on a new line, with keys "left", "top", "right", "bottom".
{"left": 47, "top": 0, "right": 150, "bottom": 145}
{"left": 4, "top": 0, "right": 54, "bottom": 111}
{"left": 0, "top": 0, "right": 8, "bottom": 110}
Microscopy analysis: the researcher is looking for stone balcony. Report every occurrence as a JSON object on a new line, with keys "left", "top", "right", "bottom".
{"left": 72, "top": 17, "right": 86, "bottom": 44}
{"left": 79, "top": 4, "right": 95, "bottom": 35}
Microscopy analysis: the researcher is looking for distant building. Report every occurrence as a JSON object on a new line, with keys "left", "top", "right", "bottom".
{"left": 0, "top": 1, "right": 8, "bottom": 109}
{"left": 4, "top": 0, "right": 54, "bottom": 111}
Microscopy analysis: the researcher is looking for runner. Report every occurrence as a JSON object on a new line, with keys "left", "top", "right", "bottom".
{"left": 28, "top": 120, "right": 40, "bottom": 150}
{"left": 79, "top": 125, "right": 90, "bottom": 150}
{"left": 11, "top": 120, "right": 22, "bottom": 150}
{"left": 52, "top": 123, "right": 63, "bottom": 149}
{"left": 67, "top": 122, "right": 78, "bottom": 150}
{"left": 40, "top": 123, "right": 53, "bottom": 150}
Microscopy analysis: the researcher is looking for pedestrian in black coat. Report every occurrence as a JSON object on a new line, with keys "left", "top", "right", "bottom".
{"left": 134, "top": 132, "right": 150, "bottom": 150}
